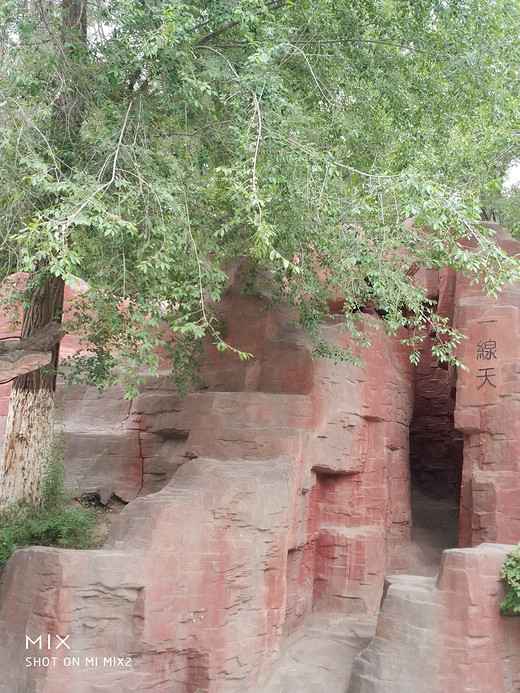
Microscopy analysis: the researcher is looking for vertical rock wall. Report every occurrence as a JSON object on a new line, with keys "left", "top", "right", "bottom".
{"left": 409, "top": 267, "right": 462, "bottom": 502}
{"left": 2, "top": 224, "right": 520, "bottom": 692}
{"left": 348, "top": 224, "right": 520, "bottom": 693}
{"left": 0, "top": 281, "right": 415, "bottom": 693}
{"left": 409, "top": 335, "right": 461, "bottom": 500}
{"left": 454, "top": 224, "right": 520, "bottom": 546}
{"left": 407, "top": 224, "right": 520, "bottom": 543}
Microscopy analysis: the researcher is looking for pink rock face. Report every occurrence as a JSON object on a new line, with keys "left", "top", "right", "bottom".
{"left": 0, "top": 458, "right": 295, "bottom": 693}
{"left": 2, "top": 226, "right": 520, "bottom": 693}
{"left": 409, "top": 333, "right": 461, "bottom": 500}
{"left": 348, "top": 543, "right": 520, "bottom": 693}
{"left": 409, "top": 225, "right": 520, "bottom": 549}
{"left": 408, "top": 266, "right": 461, "bottom": 502}
{"left": 0, "top": 283, "right": 415, "bottom": 693}
{"left": 453, "top": 224, "right": 520, "bottom": 547}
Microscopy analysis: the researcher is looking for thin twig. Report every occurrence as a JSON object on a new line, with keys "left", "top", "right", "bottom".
{"left": 286, "top": 44, "right": 332, "bottom": 104}
{"left": 263, "top": 126, "right": 401, "bottom": 180}
{"left": 60, "top": 101, "right": 134, "bottom": 232}
{"left": 292, "top": 37, "right": 450, "bottom": 58}
{"left": 251, "top": 92, "right": 262, "bottom": 207}
{"left": 183, "top": 188, "right": 209, "bottom": 328}
{"left": 211, "top": 38, "right": 450, "bottom": 58}
{"left": 196, "top": 1, "right": 288, "bottom": 46}
{"left": 165, "top": 121, "right": 232, "bottom": 137}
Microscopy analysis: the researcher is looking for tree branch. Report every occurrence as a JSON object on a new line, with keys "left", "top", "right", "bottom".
{"left": 307, "top": 37, "right": 450, "bottom": 58}
{"left": 0, "top": 323, "right": 65, "bottom": 355}
{"left": 197, "top": 1, "right": 288, "bottom": 46}
{"left": 0, "top": 322, "right": 66, "bottom": 382}
{"left": 210, "top": 37, "right": 450, "bottom": 58}
{"left": 165, "top": 120, "right": 232, "bottom": 138}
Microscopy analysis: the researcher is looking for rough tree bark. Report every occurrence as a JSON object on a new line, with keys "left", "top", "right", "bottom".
{"left": 0, "top": 277, "right": 65, "bottom": 506}
{"left": 0, "top": 323, "right": 65, "bottom": 382}
{"left": 0, "top": 0, "right": 86, "bottom": 507}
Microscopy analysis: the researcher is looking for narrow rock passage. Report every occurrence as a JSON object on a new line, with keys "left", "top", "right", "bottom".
{"left": 411, "top": 487, "right": 460, "bottom": 576}
{"left": 259, "top": 492, "right": 460, "bottom": 692}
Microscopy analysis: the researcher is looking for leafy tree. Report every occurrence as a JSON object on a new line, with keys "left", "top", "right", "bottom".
{"left": 482, "top": 180, "right": 520, "bottom": 237}
{"left": 1, "top": 0, "right": 520, "bottom": 505}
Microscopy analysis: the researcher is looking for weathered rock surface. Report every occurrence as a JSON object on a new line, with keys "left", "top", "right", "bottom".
{"left": 453, "top": 224, "right": 520, "bottom": 546}
{"left": 409, "top": 333, "right": 462, "bottom": 501}
{"left": 0, "top": 281, "right": 415, "bottom": 693}
{"left": 409, "top": 267, "right": 462, "bottom": 501}
{"left": 0, "top": 457, "right": 295, "bottom": 693}
{"left": 2, "top": 226, "right": 520, "bottom": 692}
{"left": 261, "top": 613, "right": 377, "bottom": 693}
{"left": 348, "top": 543, "right": 520, "bottom": 693}
{"left": 407, "top": 224, "right": 520, "bottom": 548}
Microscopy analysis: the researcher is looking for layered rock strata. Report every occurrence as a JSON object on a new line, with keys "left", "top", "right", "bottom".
{"left": 0, "top": 281, "right": 414, "bottom": 693}
{"left": 453, "top": 225, "right": 520, "bottom": 546}
{"left": 348, "top": 543, "right": 520, "bottom": 693}
{"left": 2, "top": 225, "right": 520, "bottom": 691}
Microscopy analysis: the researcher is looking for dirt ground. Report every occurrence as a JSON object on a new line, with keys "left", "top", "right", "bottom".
{"left": 410, "top": 486, "right": 460, "bottom": 575}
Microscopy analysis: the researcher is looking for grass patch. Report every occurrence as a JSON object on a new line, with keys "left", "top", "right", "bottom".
{"left": 0, "top": 439, "right": 96, "bottom": 565}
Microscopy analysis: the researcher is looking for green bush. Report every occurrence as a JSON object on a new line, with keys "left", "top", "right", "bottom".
{"left": 0, "top": 440, "right": 96, "bottom": 565}
{"left": 500, "top": 543, "right": 520, "bottom": 614}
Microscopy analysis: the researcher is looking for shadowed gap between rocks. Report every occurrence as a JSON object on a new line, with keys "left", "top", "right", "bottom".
{"left": 408, "top": 336, "right": 461, "bottom": 568}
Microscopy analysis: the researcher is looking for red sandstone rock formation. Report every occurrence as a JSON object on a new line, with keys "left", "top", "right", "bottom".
{"left": 1, "top": 226, "right": 520, "bottom": 692}
{"left": 348, "top": 224, "right": 520, "bottom": 693}
{"left": 348, "top": 543, "right": 520, "bottom": 693}
{"left": 454, "top": 225, "right": 520, "bottom": 547}
{"left": 0, "top": 280, "right": 415, "bottom": 693}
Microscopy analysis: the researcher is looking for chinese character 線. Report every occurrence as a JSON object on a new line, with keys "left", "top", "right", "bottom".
{"left": 476, "top": 339, "right": 497, "bottom": 360}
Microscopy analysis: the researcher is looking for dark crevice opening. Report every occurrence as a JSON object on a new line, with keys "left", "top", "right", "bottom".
{"left": 409, "top": 343, "right": 462, "bottom": 557}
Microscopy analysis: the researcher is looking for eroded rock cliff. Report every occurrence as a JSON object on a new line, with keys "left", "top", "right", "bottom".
{"left": 1, "top": 225, "right": 520, "bottom": 692}
{"left": 0, "top": 277, "right": 415, "bottom": 693}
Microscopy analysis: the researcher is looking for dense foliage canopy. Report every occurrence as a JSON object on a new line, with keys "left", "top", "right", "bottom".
{"left": 2, "top": 0, "right": 520, "bottom": 393}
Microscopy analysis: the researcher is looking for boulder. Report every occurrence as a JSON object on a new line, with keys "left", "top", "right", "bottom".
{"left": 348, "top": 543, "right": 520, "bottom": 693}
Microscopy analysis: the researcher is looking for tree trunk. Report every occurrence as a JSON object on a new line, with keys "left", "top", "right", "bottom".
{"left": 0, "top": 276, "right": 64, "bottom": 507}
{"left": 0, "top": 0, "right": 87, "bottom": 508}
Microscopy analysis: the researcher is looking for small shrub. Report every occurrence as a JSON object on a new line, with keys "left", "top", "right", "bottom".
{"left": 0, "top": 439, "right": 96, "bottom": 565}
{"left": 500, "top": 542, "right": 520, "bottom": 614}
{"left": 41, "top": 435, "right": 70, "bottom": 510}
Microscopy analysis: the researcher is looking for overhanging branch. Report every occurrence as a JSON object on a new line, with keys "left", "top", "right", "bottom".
{"left": 0, "top": 322, "right": 65, "bottom": 356}
{"left": 197, "top": 1, "right": 288, "bottom": 46}
{"left": 0, "top": 322, "right": 65, "bottom": 381}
